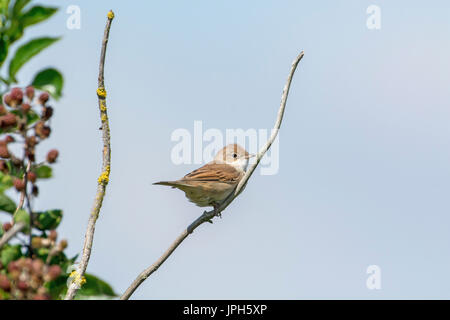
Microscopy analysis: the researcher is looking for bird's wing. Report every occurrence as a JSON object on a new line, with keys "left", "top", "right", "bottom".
{"left": 182, "top": 163, "right": 243, "bottom": 184}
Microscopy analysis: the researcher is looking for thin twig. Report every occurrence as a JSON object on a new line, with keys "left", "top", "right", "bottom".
{"left": 46, "top": 241, "right": 63, "bottom": 265}
{"left": 64, "top": 10, "right": 114, "bottom": 300}
{"left": 23, "top": 162, "right": 34, "bottom": 255}
{"left": 14, "top": 162, "right": 30, "bottom": 217}
{"left": 120, "top": 51, "right": 305, "bottom": 300}
{"left": 0, "top": 162, "right": 31, "bottom": 250}
{"left": 0, "top": 221, "right": 26, "bottom": 248}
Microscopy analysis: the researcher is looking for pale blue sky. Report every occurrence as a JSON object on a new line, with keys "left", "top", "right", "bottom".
{"left": 9, "top": 0, "right": 450, "bottom": 298}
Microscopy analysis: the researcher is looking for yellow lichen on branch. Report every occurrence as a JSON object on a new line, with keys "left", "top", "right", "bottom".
{"left": 64, "top": 10, "right": 115, "bottom": 300}
{"left": 97, "top": 88, "right": 107, "bottom": 98}
{"left": 69, "top": 270, "right": 86, "bottom": 287}
{"left": 98, "top": 165, "right": 110, "bottom": 185}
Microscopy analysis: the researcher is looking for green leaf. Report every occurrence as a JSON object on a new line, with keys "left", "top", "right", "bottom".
{"left": 20, "top": 5, "right": 57, "bottom": 28}
{"left": 34, "top": 209, "right": 62, "bottom": 230}
{"left": 0, "top": 171, "right": 13, "bottom": 192}
{"left": 0, "top": 226, "right": 3, "bottom": 237}
{"left": 13, "top": 208, "right": 29, "bottom": 224}
{"left": 11, "top": 108, "right": 39, "bottom": 125}
{"left": 8, "top": 37, "right": 60, "bottom": 81}
{"left": 36, "top": 247, "right": 49, "bottom": 259}
{"left": 0, "top": 38, "right": 7, "bottom": 67}
{"left": 0, "top": 288, "right": 11, "bottom": 299}
{"left": 45, "top": 274, "right": 67, "bottom": 299}
{"left": 5, "top": 160, "right": 24, "bottom": 178}
{"left": 75, "top": 273, "right": 117, "bottom": 299}
{"left": 12, "top": 0, "right": 31, "bottom": 15}
{"left": 0, "top": 0, "right": 9, "bottom": 14}
{"left": 4, "top": 0, "right": 29, "bottom": 45}
{"left": 0, "top": 244, "right": 21, "bottom": 266}
{"left": 26, "top": 109, "right": 39, "bottom": 125}
{"left": 35, "top": 165, "right": 52, "bottom": 179}
{"left": 13, "top": 208, "right": 29, "bottom": 233}
{"left": 5, "top": 19, "right": 24, "bottom": 44}
{"left": 31, "top": 68, "right": 63, "bottom": 99}
{"left": 0, "top": 193, "right": 16, "bottom": 213}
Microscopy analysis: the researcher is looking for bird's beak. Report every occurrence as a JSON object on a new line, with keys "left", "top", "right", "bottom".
{"left": 245, "top": 154, "right": 256, "bottom": 159}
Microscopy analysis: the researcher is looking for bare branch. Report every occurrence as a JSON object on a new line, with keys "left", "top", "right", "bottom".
{"left": 23, "top": 161, "right": 34, "bottom": 254}
{"left": 120, "top": 51, "right": 304, "bottom": 300}
{"left": 0, "top": 162, "right": 31, "bottom": 250}
{"left": 0, "top": 222, "right": 26, "bottom": 249}
{"left": 15, "top": 162, "right": 30, "bottom": 217}
{"left": 64, "top": 10, "right": 114, "bottom": 300}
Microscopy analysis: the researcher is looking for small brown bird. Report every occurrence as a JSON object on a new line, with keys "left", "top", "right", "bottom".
{"left": 154, "top": 144, "right": 254, "bottom": 215}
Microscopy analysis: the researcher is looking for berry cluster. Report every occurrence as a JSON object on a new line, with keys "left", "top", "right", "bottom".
{"left": 0, "top": 87, "right": 59, "bottom": 188}
{"left": 0, "top": 87, "right": 68, "bottom": 300}
{"left": 0, "top": 256, "right": 61, "bottom": 300}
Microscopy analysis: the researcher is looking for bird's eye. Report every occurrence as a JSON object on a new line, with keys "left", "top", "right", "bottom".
{"left": 232, "top": 153, "right": 237, "bottom": 158}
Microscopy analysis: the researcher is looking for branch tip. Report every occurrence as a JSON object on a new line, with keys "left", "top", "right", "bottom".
{"left": 64, "top": 11, "right": 114, "bottom": 300}
{"left": 107, "top": 10, "right": 115, "bottom": 20}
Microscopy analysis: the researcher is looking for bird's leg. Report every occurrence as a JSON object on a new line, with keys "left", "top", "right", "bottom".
{"left": 203, "top": 210, "right": 213, "bottom": 224}
{"left": 213, "top": 203, "right": 222, "bottom": 218}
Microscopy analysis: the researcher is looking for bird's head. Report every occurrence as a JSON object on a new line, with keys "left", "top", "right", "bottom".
{"left": 214, "top": 143, "right": 255, "bottom": 171}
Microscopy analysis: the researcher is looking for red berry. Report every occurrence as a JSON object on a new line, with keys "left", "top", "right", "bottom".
{"left": 0, "top": 160, "right": 8, "bottom": 173}
{"left": 31, "top": 259, "right": 44, "bottom": 275}
{"left": 32, "top": 185, "right": 39, "bottom": 196}
{"left": 41, "top": 126, "right": 51, "bottom": 138}
{"left": 0, "top": 275, "right": 11, "bottom": 292}
{"left": 25, "top": 86, "right": 35, "bottom": 100}
{"left": 3, "top": 222, "right": 12, "bottom": 232}
{"left": 0, "top": 145, "right": 10, "bottom": 158}
{"left": 49, "top": 230, "right": 57, "bottom": 241}
{"left": 10, "top": 87, "right": 23, "bottom": 101}
{"left": 26, "top": 136, "right": 38, "bottom": 148}
{"left": 38, "top": 92, "right": 49, "bottom": 104}
{"left": 4, "top": 135, "right": 14, "bottom": 143}
{"left": 7, "top": 88, "right": 24, "bottom": 107}
{"left": 7, "top": 261, "right": 19, "bottom": 273}
{"left": 17, "top": 280, "right": 29, "bottom": 291}
{"left": 35, "top": 121, "right": 51, "bottom": 139}
{"left": 14, "top": 178, "right": 25, "bottom": 191}
{"left": 42, "top": 106, "right": 53, "bottom": 120}
{"left": 0, "top": 113, "right": 17, "bottom": 128}
{"left": 26, "top": 148, "right": 35, "bottom": 162}
{"left": 46, "top": 265, "right": 62, "bottom": 281}
{"left": 3, "top": 94, "right": 12, "bottom": 106}
{"left": 33, "top": 293, "right": 50, "bottom": 300}
{"left": 27, "top": 171, "right": 37, "bottom": 183}
{"left": 21, "top": 103, "right": 31, "bottom": 113}
{"left": 46, "top": 149, "right": 59, "bottom": 163}
{"left": 24, "top": 257, "right": 33, "bottom": 269}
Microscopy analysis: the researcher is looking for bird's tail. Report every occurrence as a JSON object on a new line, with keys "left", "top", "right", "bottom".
{"left": 153, "top": 181, "right": 178, "bottom": 187}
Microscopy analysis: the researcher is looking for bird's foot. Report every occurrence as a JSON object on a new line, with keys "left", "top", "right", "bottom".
{"left": 213, "top": 204, "right": 222, "bottom": 218}
{"left": 202, "top": 210, "right": 213, "bottom": 223}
